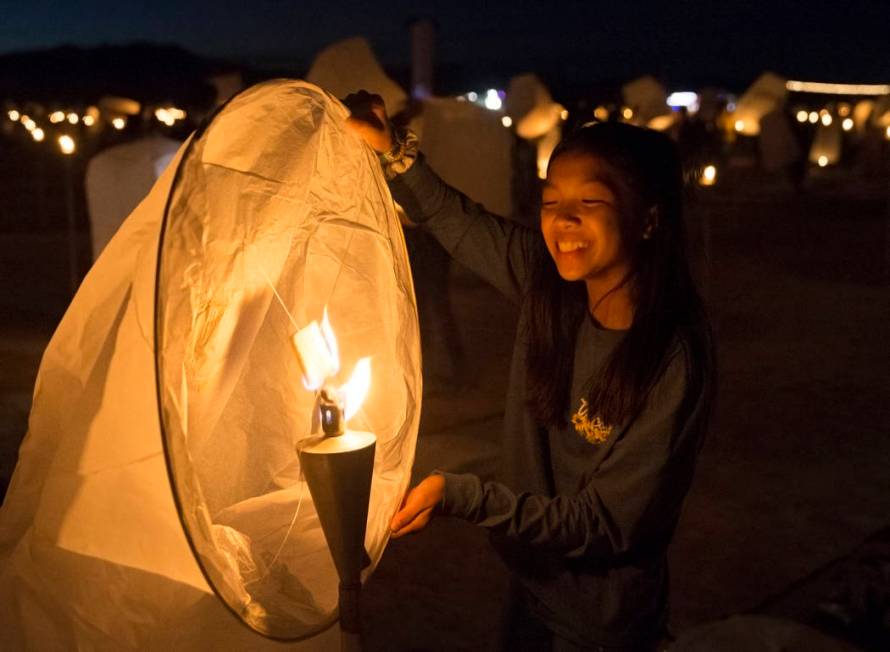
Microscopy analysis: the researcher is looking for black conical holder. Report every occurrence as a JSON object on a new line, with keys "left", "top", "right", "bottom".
{"left": 299, "top": 430, "right": 376, "bottom": 652}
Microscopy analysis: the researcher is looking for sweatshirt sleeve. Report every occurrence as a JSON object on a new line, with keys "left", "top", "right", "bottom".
{"left": 388, "top": 153, "right": 539, "bottom": 302}
{"left": 436, "top": 353, "right": 706, "bottom": 560}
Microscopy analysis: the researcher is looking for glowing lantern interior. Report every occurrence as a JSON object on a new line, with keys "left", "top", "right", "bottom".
{"left": 154, "top": 80, "right": 421, "bottom": 641}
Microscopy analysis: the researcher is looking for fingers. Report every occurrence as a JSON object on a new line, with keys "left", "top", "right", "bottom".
{"left": 344, "top": 115, "right": 380, "bottom": 139}
{"left": 342, "top": 90, "right": 386, "bottom": 117}
{"left": 389, "top": 475, "right": 445, "bottom": 538}
{"left": 343, "top": 91, "right": 387, "bottom": 128}
{"left": 342, "top": 90, "right": 393, "bottom": 153}
{"left": 391, "top": 506, "right": 433, "bottom": 539}
{"left": 343, "top": 90, "right": 383, "bottom": 105}
{"left": 390, "top": 487, "right": 430, "bottom": 532}
{"left": 344, "top": 116, "right": 393, "bottom": 153}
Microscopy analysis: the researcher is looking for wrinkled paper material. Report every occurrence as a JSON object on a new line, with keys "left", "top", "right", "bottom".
{"left": 0, "top": 80, "right": 421, "bottom": 649}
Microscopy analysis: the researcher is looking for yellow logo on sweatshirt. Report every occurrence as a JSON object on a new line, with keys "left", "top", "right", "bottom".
{"left": 571, "top": 399, "right": 613, "bottom": 444}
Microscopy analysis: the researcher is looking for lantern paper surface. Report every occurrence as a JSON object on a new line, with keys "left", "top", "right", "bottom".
{"left": 734, "top": 72, "right": 788, "bottom": 137}
{"left": 621, "top": 76, "right": 671, "bottom": 126}
{"left": 306, "top": 36, "right": 408, "bottom": 117}
{"left": 808, "top": 121, "right": 842, "bottom": 165}
{"left": 759, "top": 109, "right": 801, "bottom": 172}
{"left": 506, "top": 73, "right": 563, "bottom": 140}
{"left": 411, "top": 96, "right": 514, "bottom": 217}
{"left": 86, "top": 134, "right": 180, "bottom": 260}
{"left": 0, "top": 80, "right": 421, "bottom": 648}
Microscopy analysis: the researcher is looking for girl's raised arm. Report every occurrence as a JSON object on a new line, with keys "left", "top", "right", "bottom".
{"left": 344, "top": 90, "right": 537, "bottom": 302}
{"left": 388, "top": 154, "right": 536, "bottom": 302}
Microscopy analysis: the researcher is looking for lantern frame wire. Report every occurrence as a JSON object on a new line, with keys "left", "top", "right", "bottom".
{"left": 152, "top": 90, "right": 339, "bottom": 642}
{"left": 151, "top": 81, "right": 420, "bottom": 642}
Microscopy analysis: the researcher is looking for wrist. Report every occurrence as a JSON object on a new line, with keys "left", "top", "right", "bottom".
{"left": 429, "top": 470, "right": 447, "bottom": 512}
{"left": 379, "top": 126, "right": 419, "bottom": 179}
{"left": 379, "top": 130, "right": 401, "bottom": 161}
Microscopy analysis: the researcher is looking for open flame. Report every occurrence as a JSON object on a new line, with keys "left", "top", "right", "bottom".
{"left": 292, "top": 308, "right": 371, "bottom": 423}
{"left": 341, "top": 357, "right": 371, "bottom": 421}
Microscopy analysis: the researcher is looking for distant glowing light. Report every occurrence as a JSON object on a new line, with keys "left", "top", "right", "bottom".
{"left": 808, "top": 111, "right": 819, "bottom": 124}
{"left": 112, "top": 117, "right": 126, "bottom": 130}
{"left": 786, "top": 80, "right": 890, "bottom": 96}
{"left": 648, "top": 114, "right": 676, "bottom": 131}
{"left": 885, "top": 126, "right": 890, "bottom": 140}
{"left": 622, "top": 107, "right": 633, "bottom": 120}
{"left": 817, "top": 155, "right": 828, "bottom": 167}
{"left": 667, "top": 91, "right": 700, "bottom": 114}
{"left": 796, "top": 110, "right": 808, "bottom": 122}
{"left": 155, "top": 108, "right": 174, "bottom": 126}
{"left": 31, "top": 128, "right": 45, "bottom": 142}
{"left": 842, "top": 118, "right": 854, "bottom": 131}
{"left": 83, "top": 115, "right": 95, "bottom": 127}
{"left": 560, "top": 109, "right": 569, "bottom": 121}
{"left": 501, "top": 115, "right": 513, "bottom": 128}
{"left": 699, "top": 164, "right": 717, "bottom": 187}
{"left": 49, "top": 111, "right": 65, "bottom": 124}
{"left": 467, "top": 91, "right": 478, "bottom": 102}
{"left": 734, "top": 119, "right": 745, "bottom": 132}
{"left": 821, "top": 113, "right": 832, "bottom": 126}
{"left": 594, "top": 106, "right": 609, "bottom": 121}
{"left": 66, "top": 112, "right": 79, "bottom": 125}
{"left": 156, "top": 106, "right": 187, "bottom": 125}
{"left": 19, "top": 114, "right": 29, "bottom": 124}
{"left": 838, "top": 103, "right": 851, "bottom": 117}
{"left": 23, "top": 118, "right": 36, "bottom": 131}
{"left": 155, "top": 106, "right": 186, "bottom": 127}
{"left": 8, "top": 109, "right": 20, "bottom": 121}
{"left": 666, "top": 91, "right": 698, "bottom": 107}
{"left": 484, "top": 89, "right": 502, "bottom": 111}
{"left": 726, "top": 101, "right": 736, "bottom": 112}
{"left": 58, "top": 135, "right": 76, "bottom": 155}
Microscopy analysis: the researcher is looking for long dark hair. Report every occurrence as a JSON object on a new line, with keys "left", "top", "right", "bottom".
{"left": 525, "top": 122, "right": 713, "bottom": 429}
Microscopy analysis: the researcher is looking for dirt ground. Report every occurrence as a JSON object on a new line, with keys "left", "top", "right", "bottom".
{"left": 1, "top": 148, "right": 888, "bottom": 650}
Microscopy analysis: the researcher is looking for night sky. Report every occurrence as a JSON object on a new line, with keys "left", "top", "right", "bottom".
{"left": 2, "top": 0, "right": 889, "bottom": 88}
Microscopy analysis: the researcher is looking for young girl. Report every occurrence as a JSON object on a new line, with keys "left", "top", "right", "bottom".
{"left": 346, "top": 92, "right": 714, "bottom": 651}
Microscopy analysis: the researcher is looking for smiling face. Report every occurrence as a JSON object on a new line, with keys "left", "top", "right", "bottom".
{"left": 540, "top": 151, "right": 632, "bottom": 290}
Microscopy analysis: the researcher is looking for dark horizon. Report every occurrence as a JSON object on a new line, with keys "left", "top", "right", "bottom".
{"left": 2, "top": 0, "right": 889, "bottom": 92}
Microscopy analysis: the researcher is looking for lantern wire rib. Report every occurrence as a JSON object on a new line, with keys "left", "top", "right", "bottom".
{"left": 252, "top": 469, "right": 307, "bottom": 583}
{"left": 247, "top": 267, "right": 307, "bottom": 582}
{"left": 258, "top": 265, "right": 300, "bottom": 331}
{"left": 325, "top": 229, "right": 353, "bottom": 311}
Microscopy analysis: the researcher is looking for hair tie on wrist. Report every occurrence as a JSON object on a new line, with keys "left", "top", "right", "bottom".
{"left": 379, "top": 127, "right": 419, "bottom": 179}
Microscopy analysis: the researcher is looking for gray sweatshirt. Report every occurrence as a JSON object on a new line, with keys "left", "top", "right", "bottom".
{"left": 389, "top": 154, "right": 708, "bottom": 648}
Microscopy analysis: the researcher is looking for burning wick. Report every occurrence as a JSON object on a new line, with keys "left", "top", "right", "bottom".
{"left": 291, "top": 308, "right": 372, "bottom": 436}
{"left": 318, "top": 387, "right": 345, "bottom": 437}
{"left": 258, "top": 271, "right": 371, "bottom": 428}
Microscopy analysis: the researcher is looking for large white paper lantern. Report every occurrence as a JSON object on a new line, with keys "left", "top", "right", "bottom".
{"left": 0, "top": 80, "right": 421, "bottom": 649}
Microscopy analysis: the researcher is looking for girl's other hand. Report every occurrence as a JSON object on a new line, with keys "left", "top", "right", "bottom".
{"left": 390, "top": 474, "right": 445, "bottom": 538}
{"left": 343, "top": 90, "right": 394, "bottom": 153}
